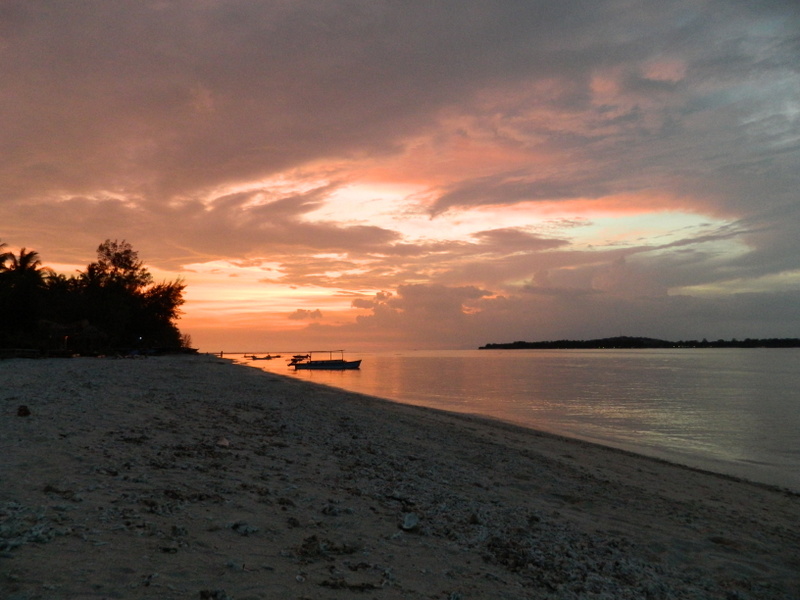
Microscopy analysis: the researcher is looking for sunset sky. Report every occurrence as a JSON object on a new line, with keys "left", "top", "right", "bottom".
{"left": 2, "top": 1, "right": 799, "bottom": 351}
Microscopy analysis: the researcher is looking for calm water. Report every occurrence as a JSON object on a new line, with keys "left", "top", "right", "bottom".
{"left": 238, "top": 349, "right": 800, "bottom": 492}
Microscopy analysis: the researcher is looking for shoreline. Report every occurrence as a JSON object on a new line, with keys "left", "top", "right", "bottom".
{"left": 238, "top": 352, "right": 800, "bottom": 494}
{"left": 240, "top": 356, "right": 799, "bottom": 497}
{"left": 2, "top": 355, "right": 799, "bottom": 599}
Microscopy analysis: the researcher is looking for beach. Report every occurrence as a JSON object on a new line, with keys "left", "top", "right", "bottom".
{"left": 1, "top": 355, "right": 798, "bottom": 599}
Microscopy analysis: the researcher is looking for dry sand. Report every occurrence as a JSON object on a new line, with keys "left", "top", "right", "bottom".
{"left": 1, "top": 354, "right": 798, "bottom": 599}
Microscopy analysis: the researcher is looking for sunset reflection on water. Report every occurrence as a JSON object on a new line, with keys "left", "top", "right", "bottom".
{"left": 239, "top": 349, "right": 800, "bottom": 491}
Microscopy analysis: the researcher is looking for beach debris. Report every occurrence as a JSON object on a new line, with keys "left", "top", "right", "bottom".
{"left": 17, "top": 405, "right": 31, "bottom": 417}
{"left": 0, "top": 502, "right": 71, "bottom": 551}
{"left": 225, "top": 559, "right": 245, "bottom": 571}
{"left": 296, "top": 535, "right": 359, "bottom": 560}
{"left": 230, "top": 520, "right": 258, "bottom": 536}
{"left": 199, "top": 590, "right": 232, "bottom": 600}
{"left": 321, "top": 501, "right": 342, "bottom": 516}
{"left": 320, "top": 577, "right": 379, "bottom": 591}
{"left": 216, "top": 436, "right": 230, "bottom": 448}
{"left": 42, "top": 484, "right": 81, "bottom": 502}
{"left": 400, "top": 512, "right": 420, "bottom": 532}
{"left": 297, "top": 535, "right": 327, "bottom": 559}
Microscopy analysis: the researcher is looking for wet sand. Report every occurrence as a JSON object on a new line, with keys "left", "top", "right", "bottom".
{"left": 1, "top": 355, "right": 798, "bottom": 599}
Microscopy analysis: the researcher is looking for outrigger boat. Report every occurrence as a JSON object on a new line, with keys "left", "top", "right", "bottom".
{"left": 290, "top": 350, "right": 361, "bottom": 370}
{"left": 288, "top": 354, "right": 310, "bottom": 366}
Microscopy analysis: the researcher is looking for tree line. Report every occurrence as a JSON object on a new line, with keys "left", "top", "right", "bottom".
{"left": 479, "top": 336, "right": 800, "bottom": 350}
{"left": 0, "top": 239, "right": 189, "bottom": 355}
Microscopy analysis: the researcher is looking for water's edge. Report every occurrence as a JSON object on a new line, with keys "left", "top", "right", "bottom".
{"left": 236, "top": 349, "right": 800, "bottom": 492}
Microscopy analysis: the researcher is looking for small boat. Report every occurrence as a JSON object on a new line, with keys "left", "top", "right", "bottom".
{"left": 288, "top": 354, "right": 311, "bottom": 365}
{"left": 246, "top": 354, "right": 281, "bottom": 360}
{"left": 291, "top": 350, "right": 361, "bottom": 370}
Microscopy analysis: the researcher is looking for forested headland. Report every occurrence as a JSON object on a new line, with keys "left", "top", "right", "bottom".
{"left": 480, "top": 336, "right": 800, "bottom": 350}
{"left": 0, "top": 238, "right": 189, "bottom": 356}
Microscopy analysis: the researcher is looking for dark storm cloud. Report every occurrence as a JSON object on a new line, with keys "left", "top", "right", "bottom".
{"left": 1, "top": 0, "right": 610, "bottom": 201}
{"left": 5, "top": 1, "right": 794, "bottom": 210}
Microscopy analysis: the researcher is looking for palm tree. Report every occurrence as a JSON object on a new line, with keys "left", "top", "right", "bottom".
{"left": 0, "top": 248, "right": 52, "bottom": 339}
{"left": 5, "top": 247, "right": 46, "bottom": 274}
{"left": 0, "top": 239, "right": 12, "bottom": 271}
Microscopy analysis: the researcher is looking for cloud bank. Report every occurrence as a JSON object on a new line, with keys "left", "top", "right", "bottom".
{"left": 1, "top": 1, "right": 799, "bottom": 349}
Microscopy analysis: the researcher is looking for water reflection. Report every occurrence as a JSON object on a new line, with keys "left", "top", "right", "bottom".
{"left": 237, "top": 349, "right": 800, "bottom": 490}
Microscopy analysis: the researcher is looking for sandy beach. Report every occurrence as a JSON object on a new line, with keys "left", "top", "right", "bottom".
{"left": 1, "top": 355, "right": 798, "bottom": 599}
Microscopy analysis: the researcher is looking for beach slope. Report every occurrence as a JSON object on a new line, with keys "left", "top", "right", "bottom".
{"left": 2, "top": 355, "right": 798, "bottom": 599}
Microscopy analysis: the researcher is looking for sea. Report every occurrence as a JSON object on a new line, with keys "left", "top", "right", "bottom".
{"left": 236, "top": 349, "right": 800, "bottom": 492}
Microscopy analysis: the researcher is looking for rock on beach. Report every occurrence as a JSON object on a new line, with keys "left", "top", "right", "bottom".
{"left": 1, "top": 354, "right": 799, "bottom": 599}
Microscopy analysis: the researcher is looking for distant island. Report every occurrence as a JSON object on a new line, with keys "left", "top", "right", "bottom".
{"left": 479, "top": 336, "right": 800, "bottom": 350}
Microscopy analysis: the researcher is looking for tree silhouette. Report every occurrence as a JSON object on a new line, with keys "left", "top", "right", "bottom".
{"left": 1, "top": 239, "right": 188, "bottom": 353}
{"left": 0, "top": 239, "right": 11, "bottom": 269}
{"left": 82, "top": 239, "right": 154, "bottom": 292}
{"left": 0, "top": 247, "right": 52, "bottom": 344}
{"left": 4, "top": 247, "right": 47, "bottom": 276}
{"left": 77, "top": 240, "right": 185, "bottom": 350}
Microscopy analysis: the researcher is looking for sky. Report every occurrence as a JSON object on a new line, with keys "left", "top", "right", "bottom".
{"left": 2, "top": 1, "right": 799, "bottom": 352}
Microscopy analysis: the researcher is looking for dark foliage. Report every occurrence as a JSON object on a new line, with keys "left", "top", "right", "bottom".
{"left": 1, "top": 238, "right": 187, "bottom": 355}
{"left": 480, "top": 336, "right": 800, "bottom": 349}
